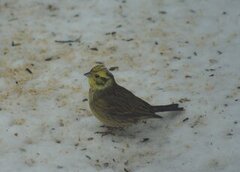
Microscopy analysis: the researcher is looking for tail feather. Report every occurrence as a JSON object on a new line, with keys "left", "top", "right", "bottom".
{"left": 152, "top": 104, "right": 184, "bottom": 112}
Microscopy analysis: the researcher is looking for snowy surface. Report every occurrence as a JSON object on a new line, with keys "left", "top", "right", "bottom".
{"left": 0, "top": 0, "right": 240, "bottom": 171}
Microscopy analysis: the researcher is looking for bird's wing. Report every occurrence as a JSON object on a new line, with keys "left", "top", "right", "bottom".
{"left": 93, "top": 85, "right": 156, "bottom": 120}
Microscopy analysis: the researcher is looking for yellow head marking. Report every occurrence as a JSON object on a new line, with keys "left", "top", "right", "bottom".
{"left": 90, "top": 64, "right": 106, "bottom": 72}
{"left": 85, "top": 65, "right": 115, "bottom": 90}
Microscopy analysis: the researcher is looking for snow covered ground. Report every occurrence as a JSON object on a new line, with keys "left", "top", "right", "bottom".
{"left": 0, "top": 0, "right": 240, "bottom": 171}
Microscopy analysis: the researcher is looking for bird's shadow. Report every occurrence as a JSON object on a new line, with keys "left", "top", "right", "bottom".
{"left": 159, "top": 110, "right": 184, "bottom": 120}
{"left": 94, "top": 111, "right": 183, "bottom": 139}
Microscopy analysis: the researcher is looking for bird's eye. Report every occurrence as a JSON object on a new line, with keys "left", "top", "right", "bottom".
{"left": 95, "top": 74, "right": 99, "bottom": 78}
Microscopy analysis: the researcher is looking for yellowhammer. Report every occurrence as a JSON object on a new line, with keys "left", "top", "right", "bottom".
{"left": 84, "top": 64, "right": 184, "bottom": 127}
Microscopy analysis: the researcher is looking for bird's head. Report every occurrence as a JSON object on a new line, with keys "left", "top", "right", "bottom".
{"left": 84, "top": 64, "right": 115, "bottom": 90}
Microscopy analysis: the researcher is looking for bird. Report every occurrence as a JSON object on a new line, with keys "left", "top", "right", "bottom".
{"left": 84, "top": 64, "right": 184, "bottom": 128}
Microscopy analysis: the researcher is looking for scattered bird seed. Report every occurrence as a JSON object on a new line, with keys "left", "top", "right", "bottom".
{"left": 57, "top": 165, "right": 63, "bottom": 169}
{"left": 122, "top": 38, "right": 134, "bottom": 41}
{"left": 55, "top": 37, "right": 81, "bottom": 44}
{"left": 55, "top": 140, "right": 61, "bottom": 144}
{"left": 105, "top": 32, "right": 116, "bottom": 35}
{"left": 185, "top": 75, "right": 192, "bottom": 78}
{"left": 109, "top": 66, "right": 119, "bottom": 71}
{"left": 183, "top": 117, "right": 189, "bottom": 122}
{"left": 90, "top": 47, "right": 98, "bottom": 51}
{"left": 222, "top": 11, "right": 227, "bottom": 15}
{"left": 140, "top": 138, "right": 149, "bottom": 143}
{"left": 173, "top": 56, "right": 181, "bottom": 60}
{"left": 159, "top": 11, "right": 167, "bottom": 14}
{"left": 95, "top": 61, "right": 104, "bottom": 64}
{"left": 179, "top": 98, "right": 191, "bottom": 103}
{"left": 205, "top": 68, "right": 215, "bottom": 71}
{"left": 11, "top": 41, "right": 21, "bottom": 46}
{"left": 25, "top": 68, "right": 32, "bottom": 74}
{"left": 45, "top": 56, "right": 60, "bottom": 61}
{"left": 85, "top": 155, "right": 91, "bottom": 160}
{"left": 82, "top": 98, "right": 88, "bottom": 102}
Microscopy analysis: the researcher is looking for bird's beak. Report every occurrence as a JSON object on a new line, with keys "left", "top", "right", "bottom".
{"left": 84, "top": 71, "right": 91, "bottom": 77}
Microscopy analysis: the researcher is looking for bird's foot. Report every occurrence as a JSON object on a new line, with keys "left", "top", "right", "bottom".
{"left": 95, "top": 131, "right": 115, "bottom": 136}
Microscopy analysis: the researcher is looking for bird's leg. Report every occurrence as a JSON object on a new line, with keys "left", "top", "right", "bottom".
{"left": 95, "top": 126, "right": 124, "bottom": 136}
{"left": 99, "top": 125, "right": 109, "bottom": 128}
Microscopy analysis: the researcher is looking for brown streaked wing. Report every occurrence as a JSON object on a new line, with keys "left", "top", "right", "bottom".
{"left": 93, "top": 84, "right": 156, "bottom": 120}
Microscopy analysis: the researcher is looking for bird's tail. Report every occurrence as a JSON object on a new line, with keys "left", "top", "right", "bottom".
{"left": 152, "top": 104, "right": 184, "bottom": 112}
